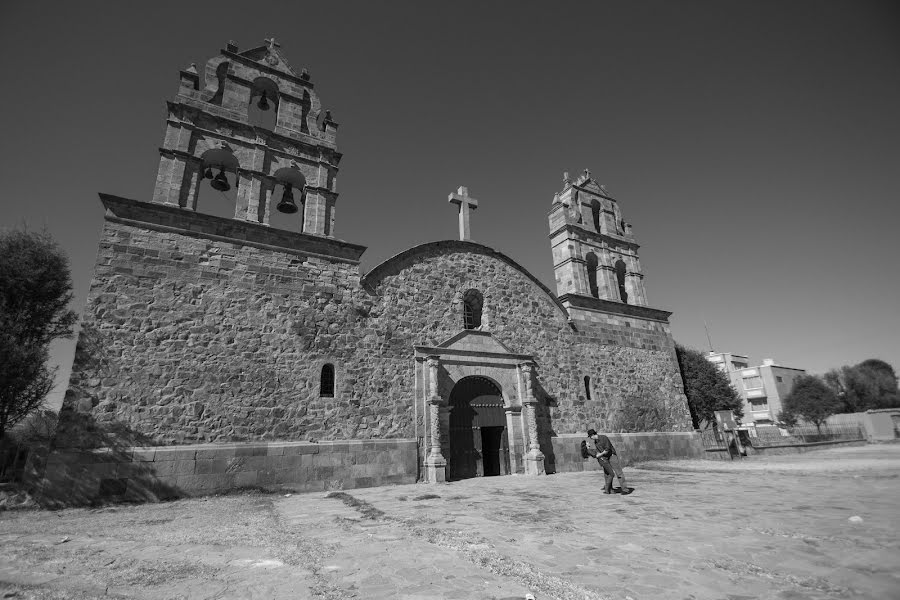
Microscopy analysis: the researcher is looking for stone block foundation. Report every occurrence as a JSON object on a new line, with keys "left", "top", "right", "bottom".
{"left": 36, "top": 439, "right": 417, "bottom": 507}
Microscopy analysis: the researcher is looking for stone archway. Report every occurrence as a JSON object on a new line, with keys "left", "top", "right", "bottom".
{"left": 416, "top": 330, "right": 546, "bottom": 483}
{"left": 447, "top": 376, "right": 510, "bottom": 481}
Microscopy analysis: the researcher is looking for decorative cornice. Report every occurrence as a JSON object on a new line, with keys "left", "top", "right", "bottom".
{"left": 559, "top": 293, "right": 672, "bottom": 323}
{"left": 413, "top": 345, "right": 534, "bottom": 363}
{"left": 168, "top": 99, "right": 338, "bottom": 154}
{"left": 221, "top": 48, "right": 316, "bottom": 89}
{"left": 548, "top": 223, "right": 639, "bottom": 250}
{"left": 99, "top": 193, "right": 366, "bottom": 264}
{"left": 164, "top": 114, "right": 339, "bottom": 165}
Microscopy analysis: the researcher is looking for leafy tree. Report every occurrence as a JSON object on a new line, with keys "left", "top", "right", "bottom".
{"left": 776, "top": 409, "right": 798, "bottom": 428}
{"left": 0, "top": 229, "right": 77, "bottom": 440}
{"left": 823, "top": 359, "right": 900, "bottom": 412}
{"left": 782, "top": 375, "right": 842, "bottom": 431}
{"left": 675, "top": 344, "right": 743, "bottom": 429}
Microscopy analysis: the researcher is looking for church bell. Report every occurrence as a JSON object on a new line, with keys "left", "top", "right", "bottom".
{"left": 257, "top": 91, "right": 270, "bottom": 111}
{"left": 210, "top": 169, "right": 231, "bottom": 192}
{"left": 276, "top": 184, "right": 298, "bottom": 214}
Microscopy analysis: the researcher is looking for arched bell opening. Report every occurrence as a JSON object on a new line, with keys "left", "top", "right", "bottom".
{"left": 585, "top": 252, "right": 599, "bottom": 298}
{"left": 197, "top": 148, "right": 240, "bottom": 219}
{"left": 268, "top": 167, "right": 306, "bottom": 232}
{"left": 205, "top": 61, "right": 229, "bottom": 106}
{"left": 590, "top": 199, "right": 603, "bottom": 233}
{"left": 248, "top": 77, "right": 279, "bottom": 131}
{"left": 614, "top": 259, "right": 629, "bottom": 304}
{"left": 447, "top": 376, "right": 509, "bottom": 481}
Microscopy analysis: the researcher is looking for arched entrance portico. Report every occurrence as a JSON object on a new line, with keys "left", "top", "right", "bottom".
{"left": 416, "top": 330, "right": 547, "bottom": 483}
{"left": 447, "top": 376, "right": 510, "bottom": 481}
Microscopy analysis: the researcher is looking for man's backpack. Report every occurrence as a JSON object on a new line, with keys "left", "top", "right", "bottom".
{"left": 580, "top": 439, "right": 590, "bottom": 459}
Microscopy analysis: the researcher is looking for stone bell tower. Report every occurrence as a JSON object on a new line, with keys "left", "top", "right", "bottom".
{"left": 153, "top": 38, "right": 340, "bottom": 235}
{"left": 548, "top": 169, "right": 649, "bottom": 306}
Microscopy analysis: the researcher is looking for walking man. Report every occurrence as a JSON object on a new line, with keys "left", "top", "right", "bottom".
{"left": 587, "top": 428, "right": 632, "bottom": 495}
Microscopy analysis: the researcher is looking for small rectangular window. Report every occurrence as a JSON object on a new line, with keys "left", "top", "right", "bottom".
{"left": 776, "top": 376, "right": 783, "bottom": 383}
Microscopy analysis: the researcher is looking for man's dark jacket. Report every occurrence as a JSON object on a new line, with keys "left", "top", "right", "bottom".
{"left": 588, "top": 435, "right": 617, "bottom": 459}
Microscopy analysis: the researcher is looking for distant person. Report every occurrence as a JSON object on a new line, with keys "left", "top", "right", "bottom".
{"left": 586, "top": 428, "right": 632, "bottom": 495}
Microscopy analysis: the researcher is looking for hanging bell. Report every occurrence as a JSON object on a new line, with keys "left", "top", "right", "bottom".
{"left": 257, "top": 91, "right": 270, "bottom": 111}
{"left": 210, "top": 169, "right": 231, "bottom": 192}
{"left": 203, "top": 166, "right": 213, "bottom": 179}
{"left": 277, "top": 184, "right": 298, "bottom": 214}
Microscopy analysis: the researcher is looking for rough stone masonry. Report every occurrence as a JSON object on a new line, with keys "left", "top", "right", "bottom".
{"left": 44, "top": 39, "right": 699, "bottom": 503}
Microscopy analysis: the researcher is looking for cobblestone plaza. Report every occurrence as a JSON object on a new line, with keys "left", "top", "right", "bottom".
{"left": 3, "top": 445, "right": 898, "bottom": 599}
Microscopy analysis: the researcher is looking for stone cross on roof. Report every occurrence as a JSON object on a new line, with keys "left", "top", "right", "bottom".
{"left": 448, "top": 186, "right": 479, "bottom": 241}
{"left": 265, "top": 37, "right": 281, "bottom": 51}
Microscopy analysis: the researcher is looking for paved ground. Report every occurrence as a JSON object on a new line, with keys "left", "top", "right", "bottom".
{"left": 2, "top": 444, "right": 899, "bottom": 599}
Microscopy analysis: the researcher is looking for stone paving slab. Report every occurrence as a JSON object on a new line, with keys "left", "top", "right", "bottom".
{"left": 282, "top": 444, "right": 900, "bottom": 599}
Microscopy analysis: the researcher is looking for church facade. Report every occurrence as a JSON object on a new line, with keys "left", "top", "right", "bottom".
{"left": 44, "top": 41, "right": 702, "bottom": 503}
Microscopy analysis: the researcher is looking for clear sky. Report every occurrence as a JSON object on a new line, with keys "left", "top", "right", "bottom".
{"left": 1, "top": 1, "right": 898, "bottom": 409}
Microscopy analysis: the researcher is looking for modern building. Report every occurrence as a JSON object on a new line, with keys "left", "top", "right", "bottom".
{"left": 707, "top": 353, "right": 806, "bottom": 426}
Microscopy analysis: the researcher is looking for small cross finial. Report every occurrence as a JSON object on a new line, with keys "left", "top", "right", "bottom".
{"left": 448, "top": 186, "right": 479, "bottom": 241}
{"left": 584, "top": 168, "right": 591, "bottom": 178}
{"left": 265, "top": 37, "right": 280, "bottom": 51}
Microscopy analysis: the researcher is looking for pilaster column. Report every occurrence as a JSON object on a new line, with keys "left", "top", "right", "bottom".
{"left": 425, "top": 355, "right": 446, "bottom": 483}
{"left": 626, "top": 255, "right": 648, "bottom": 306}
{"left": 235, "top": 171, "right": 260, "bottom": 220}
{"left": 598, "top": 247, "right": 618, "bottom": 301}
{"left": 520, "top": 363, "right": 545, "bottom": 476}
{"left": 179, "top": 158, "right": 202, "bottom": 210}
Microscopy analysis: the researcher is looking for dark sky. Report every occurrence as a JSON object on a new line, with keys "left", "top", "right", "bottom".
{"left": 2, "top": 1, "right": 898, "bottom": 407}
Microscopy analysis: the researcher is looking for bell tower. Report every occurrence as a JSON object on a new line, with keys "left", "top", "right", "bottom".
{"left": 548, "top": 169, "right": 649, "bottom": 306}
{"left": 153, "top": 38, "right": 340, "bottom": 236}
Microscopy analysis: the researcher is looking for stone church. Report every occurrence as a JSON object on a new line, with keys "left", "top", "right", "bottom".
{"left": 45, "top": 40, "right": 701, "bottom": 503}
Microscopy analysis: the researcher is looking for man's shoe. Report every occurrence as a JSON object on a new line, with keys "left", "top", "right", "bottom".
{"left": 602, "top": 490, "right": 612, "bottom": 494}
{"left": 612, "top": 487, "right": 622, "bottom": 493}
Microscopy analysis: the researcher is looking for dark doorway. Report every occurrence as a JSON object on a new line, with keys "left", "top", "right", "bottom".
{"left": 480, "top": 426, "right": 506, "bottom": 476}
{"left": 447, "top": 376, "right": 508, "bottom": 481}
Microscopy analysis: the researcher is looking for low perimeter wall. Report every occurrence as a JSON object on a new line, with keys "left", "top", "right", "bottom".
{"left": 34, "top": 432, "right": 707, "bottom": 506}
{"left": 548, "top": 432, "right": 706, "bottom": 473}
{"left": 36, "top": 439, "right": 418, "bottom": 507}
{"left": 823, "top": 409, "right": 900, "bottom": 442}
{"left": 744, "top": 439, "right": 868, "bottom": 456}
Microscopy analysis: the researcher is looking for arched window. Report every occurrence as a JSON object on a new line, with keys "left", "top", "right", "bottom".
{"left": 585, "top": 252, "right": 599, "bottom": 298}
{"left": 615, "top": 259, "right": 628, "bottom": 304}
{"left": 584, "top": 376, "right": 592, "bottom": 400}
{"left": 462, "top": 289, "right": 483, "bottom": 330}
{"left": 320, "top": 364, "right": 335, "bottom": 397}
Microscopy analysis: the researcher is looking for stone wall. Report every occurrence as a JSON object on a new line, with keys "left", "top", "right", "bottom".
{"left": 37, "top": 438, "right": 417, "bottom": 507}
{"left": 366, "top": 241, "right": 693, "bottom": 438}
{"left": 56, "top": 209, "right": 692, "bottom": 456}
{"left": 549, "top": 432, "right": 706, "bottom": 473}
